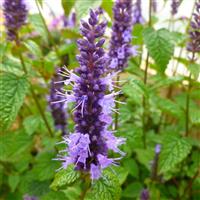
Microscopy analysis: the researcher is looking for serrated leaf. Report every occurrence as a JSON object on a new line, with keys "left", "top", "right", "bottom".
{"left": 159, "top": 135, "right": 192, "bottom": 173}
{"left": 23, "top": 115, "right": 41, "bottom": 135}
{"left": 0, "top": 130, "right": 32, "bottom": 162}
{"left": 50, "top": 165, "right": 80, "bottom": 191}
{"left": 143, "top": 28, "right": 174, "bottom": 73}
{"left": 31, "top": 151, "right": 59, "bottom": 181}
{"left": 24, "top": 40, "right": 43, "bottom": 59}
{"left": 85, "top": 170, "right": 121, "bottom": 200}
{"left": 62, "top": 0, "right": 75, "bottom": 16}
{"left": 8, "top": 175, "right": 20, "bottom": 192}
{"left": 41, "top": 191, "right": 67, "bottom": 200}
{"left": 29, "top": 14, "right": 48, "bottom": 42}
{"left": 189, "top": 63, "right": 200, "bottom": 80}
{"left": 152, "top": 96, "right": 183, "bottom": 118}
{"left": 75, "top": 0, "right": 102, "bottom": 21}
{"left": 122, "top": 182, "right": 143, "bottom": 198}
{"left": 0, "top": 73, "right": 29, "bottom": 130}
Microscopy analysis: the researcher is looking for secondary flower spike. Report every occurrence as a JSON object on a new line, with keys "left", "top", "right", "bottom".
{"left": 171, "top": 0, "right": 180, "bottom": 16}
{"left": 55, "top": 9, "right": 125, "bottom": 180}
{"left": 3, "top": 0, "right": 28, "bottom": 41}
{"left": 187, "top": 0, "right": 200, "bottom": 53}
{"left": 133, "top": 0, "right": 144, "bottom": 25}
{"left": 48, "top": 68, "right": 68, "bottom": 135}
{"left": 109, "top": 0, "right": 136, "bottom": 71}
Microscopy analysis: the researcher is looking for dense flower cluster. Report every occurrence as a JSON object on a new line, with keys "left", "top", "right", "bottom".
{"left": 48, "top": 68, "right": 68, "bottom": 135}
{"left": 3, "top": 0, "right": 28, "bottom": 41}
{"left": 151, "top": 144, "right": 161, "bottom": 180}
{"left": 171, "top": 0, "right": 180, "bottom": 16}
{"left": 187, "top": 1, "right": 200, "bottom": 53}
{"left": 152, "top": 0, "right": 157, "bottom": 13}
{"left": 133, "top": 0, "right": 144, "bottom": 25}
{"left": 55, "top": 9, "right": 125, "bottom": 180}
{"left": 140, "top": 189, "right": 149, "bottom": 200}
{"left": 108, "top": 0, "right": 136, "bottom": 71}
{"left": 23, "top": 195, "right": 38, "bottom": 200}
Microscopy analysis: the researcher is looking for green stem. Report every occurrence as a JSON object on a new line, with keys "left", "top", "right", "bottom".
{"left": 35, "top": 0, "right": 60, "bottom": 58}
{"left": 16, "top": 39, "right": 54, "bottom": 138}
{"left": 142, "top": 0, "right": 152, "bottom": 148}
{"left": 185, "top": 52, "right": 195, "bottom": 136}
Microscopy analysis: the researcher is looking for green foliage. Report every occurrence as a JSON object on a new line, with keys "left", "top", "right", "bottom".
{"left": 0, "top": 130, "right": 32, "bottom": 162}
{"left": 1, "top": 2, "right": 200, "bottom": 200}
{"left": 51, "top": 165, "right": 80, "bottom": 191}
{"left": 85, "top": 170, "right": 121, "bottom": 200}
{"left": 74, "top": 0, "right": 102, "bottom": 21}
{"left": 143, "top": 28, "right": 174, "bottom": 73}
{"left": 0, "top": 73, "right": 29, "bottom": 130}
{"left": 159, "top": 135, "right": 192, "bottom": 173}
{"left": 62, "top": 0, "right": 75, "bottom": 16}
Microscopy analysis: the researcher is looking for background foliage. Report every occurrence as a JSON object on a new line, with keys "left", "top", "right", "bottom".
{"left": 0, "top": 0, "right": 200, "bottom": 200}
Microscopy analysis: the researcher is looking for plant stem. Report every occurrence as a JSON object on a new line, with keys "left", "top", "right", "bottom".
{"left": 185, "top": 52, "right": 195, "bottom": 136}
{"left": 35, "top": 0, "right": 60, "bottom": 58}
{"left": 142, "top": 0, "right": 152, "bottom": 148}
{"left": 16, "top": 40, "right": 54, "bottom": 138}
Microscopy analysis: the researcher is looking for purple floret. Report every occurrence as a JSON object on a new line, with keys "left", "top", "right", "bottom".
{"left": 55, "top": 9, "right": 125, "bottom": 180}
{"left": 3, "top": 0, "right": 28, "bottom": 41}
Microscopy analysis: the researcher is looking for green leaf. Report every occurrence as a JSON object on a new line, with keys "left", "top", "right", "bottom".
{"left": 31, "top": 151, "right": 59, "bottom": 181}
{"left": 8, "top": 175, "right": 20, "bottom": 192}
{"left": 122, "top": 182, "right": 143, "bottom": 198}
{"left": 123, "top": 159, "right": 139, "bottom": 178}
{"left": 1, "top": 55, "right": 23, "bottom": 76}
{"left": 23, "top": 115, "right": 41, "bottom": 135}
{"left": 24, "top": 40, "right": 43, "bottom": 59}
{"left": 159, "top": 135, "right": 192, "bottom": 173}
{"left": 101, "top": 0, "right": 113, "bottom": 18}
{"left": 50, "top": 165, "right": 80, "bottom": 191}
{"left": 0, "top": 130, "right": 32, "bottom": 162}
{"left": 29, "top": 14, "right": 48, "bottom": 42}
{"left": 85, "top": 170, "right": 121, "bottom": 200}
{"left": 189, "top": 63, "right": 200, "bottom": 80}
{"left": 75, "top": 0, "right": 102, "bottom": 21}
{"left": 152, "top": 96, "right": 183, "bottom": 118}
{"left": 143, "top": 28, "right": 174, "bottom": 73}
{"left": 41, "top": 191, "right": 67, "bottom": 200}
{"left": 0, "top": 73, "right": 29, "bottom": 130}
{"left": 62, "top": 0, "right": 75, "bottom": 16}
{"left": 61, "top": 29, "right": 81, "bottom": 39}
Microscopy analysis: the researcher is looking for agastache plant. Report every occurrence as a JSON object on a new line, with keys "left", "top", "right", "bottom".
{"left": 48, "top": 68, "right": 68, "bottom": 135}
{"left": 140, "top": 189, "right": 150, "bottom": 200}
{"left": 109, "top": 0, "right": 136, "bottom": 71}
{"left": 54, "top": 9, "right": 125, "bottom": 180}
{"left": 171, "top": 0, "right": 180, "bottom": 16}
{"left": 187, "top": 0, "right": 200, "bottom": 54}
{"left": 3, "top": 0, "right": 28, "bottom": 41}
{"left": 133, "top": 0, "right": 144, "bottom": 25}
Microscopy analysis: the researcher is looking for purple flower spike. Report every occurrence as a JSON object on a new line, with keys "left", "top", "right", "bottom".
{"left": 171, "top": 0, "right": 180, "bottom": 16}
{"left": 108, "top": 0, "right": 136, "bottom": 71}
{"left": 23, "top": 195, "right": 38, "bottom": 200}
{"left": 187, "top": 1, "right": 200, "bottom": 53}
{"left": 55, "top": 9, "right": 125, "bottom": 180}
{"left": 3, "top": 0, "right": 28, "bottom": 41}
{"left": 48, "top": 68, "right": 68, "bottom": 135}
{"left": 152, "top": 0, "right": 157, "bottom": 13}
{"left": 155, "top": 144, "right": 161, "bottom": 154}
{"left": 133, "top": 0, "right": 144, "bottom": 25}
{"left": 140, "top": 189, "right": 150, "bottom": 200}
